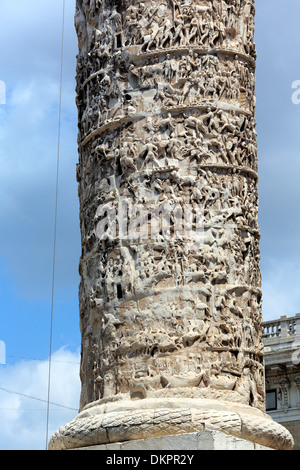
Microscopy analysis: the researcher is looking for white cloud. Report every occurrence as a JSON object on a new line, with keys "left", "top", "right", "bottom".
{"left": 0, "top": 347, "right": 81, "bottom": 450}
{"left": 0, "top": 0, "right": 80, "bottom": 300}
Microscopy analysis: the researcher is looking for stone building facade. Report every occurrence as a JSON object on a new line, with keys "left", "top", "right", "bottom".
{"left": 263, "top": 314, "right": 300, "bottom": 450}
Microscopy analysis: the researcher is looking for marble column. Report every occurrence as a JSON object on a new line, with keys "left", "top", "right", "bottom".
{"left": 49, "top": 0, "right": 293, "bottom": 450}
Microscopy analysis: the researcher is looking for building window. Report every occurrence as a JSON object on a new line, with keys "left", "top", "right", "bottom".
{"left": 266, "top": 389, "right": 277, "bottom": 411}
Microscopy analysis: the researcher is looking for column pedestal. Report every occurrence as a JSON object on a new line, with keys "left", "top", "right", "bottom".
{"left": 48, "top": 397, "right": 293, "bottom": 450}
{"left": 53, "top": 0, "right": 295, "bottom": 453}
{"left": 71, "top": 431, "right": 272, "bottom": 451}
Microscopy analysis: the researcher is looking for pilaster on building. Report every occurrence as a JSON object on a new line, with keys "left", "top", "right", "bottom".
{"left": 263, "top": 314, "right": 300, "bottom": 450}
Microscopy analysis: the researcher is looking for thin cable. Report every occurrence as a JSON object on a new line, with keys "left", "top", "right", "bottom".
{"left": 8, "top": 355, "right": 80, "bottom": 365}
{"left": 46, "top": 0, "right": 66, "bottom": 450}
{"left": 0, "top": 387, "right": 77, "bottom": 411}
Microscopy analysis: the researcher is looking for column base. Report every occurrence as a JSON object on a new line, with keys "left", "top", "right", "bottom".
{"left": 48, "top": 397, "right": 294, "bottom": 451}
{"left": 71, "top": 430, "right": 273, "bottom": 451}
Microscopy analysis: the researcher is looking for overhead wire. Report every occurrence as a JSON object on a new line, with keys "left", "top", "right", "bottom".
{"left": 0, "top": 386, "right": 77, "bottom": 411}
{"left": 7, "top": 355, "right": 80, "bottom": 365}
{"left": 45, "top": 0, "right": 66, "bottom": 450}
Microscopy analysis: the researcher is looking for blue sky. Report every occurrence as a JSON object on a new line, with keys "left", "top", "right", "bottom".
{"left": 0, "top": 0, "right": 300, "bottom": 450}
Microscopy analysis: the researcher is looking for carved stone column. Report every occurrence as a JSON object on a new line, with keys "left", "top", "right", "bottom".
{"left": 49, "top": 0, "right": 293, "bottom": 450}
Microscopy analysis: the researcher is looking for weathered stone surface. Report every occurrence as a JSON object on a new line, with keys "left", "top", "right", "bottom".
{"left": 71, "top": 430, "right": 273, "bottom": 451}
{"left": 76, "top": 0, "right": 263, "bottom": 415}
{"left": 49, "top": 398, "right": 293, "bottom": 450}
{"left": 49, "top": 0, "right": 294, "bottom": 451}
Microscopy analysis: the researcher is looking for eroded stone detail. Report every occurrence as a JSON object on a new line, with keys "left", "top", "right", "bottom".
{"left": 76, "top": 0, "right": 263, "bottom": 413}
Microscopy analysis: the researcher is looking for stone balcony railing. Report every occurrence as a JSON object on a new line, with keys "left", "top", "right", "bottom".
{"left": 263, "top": 314, "right": 300, "bottom": 343}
